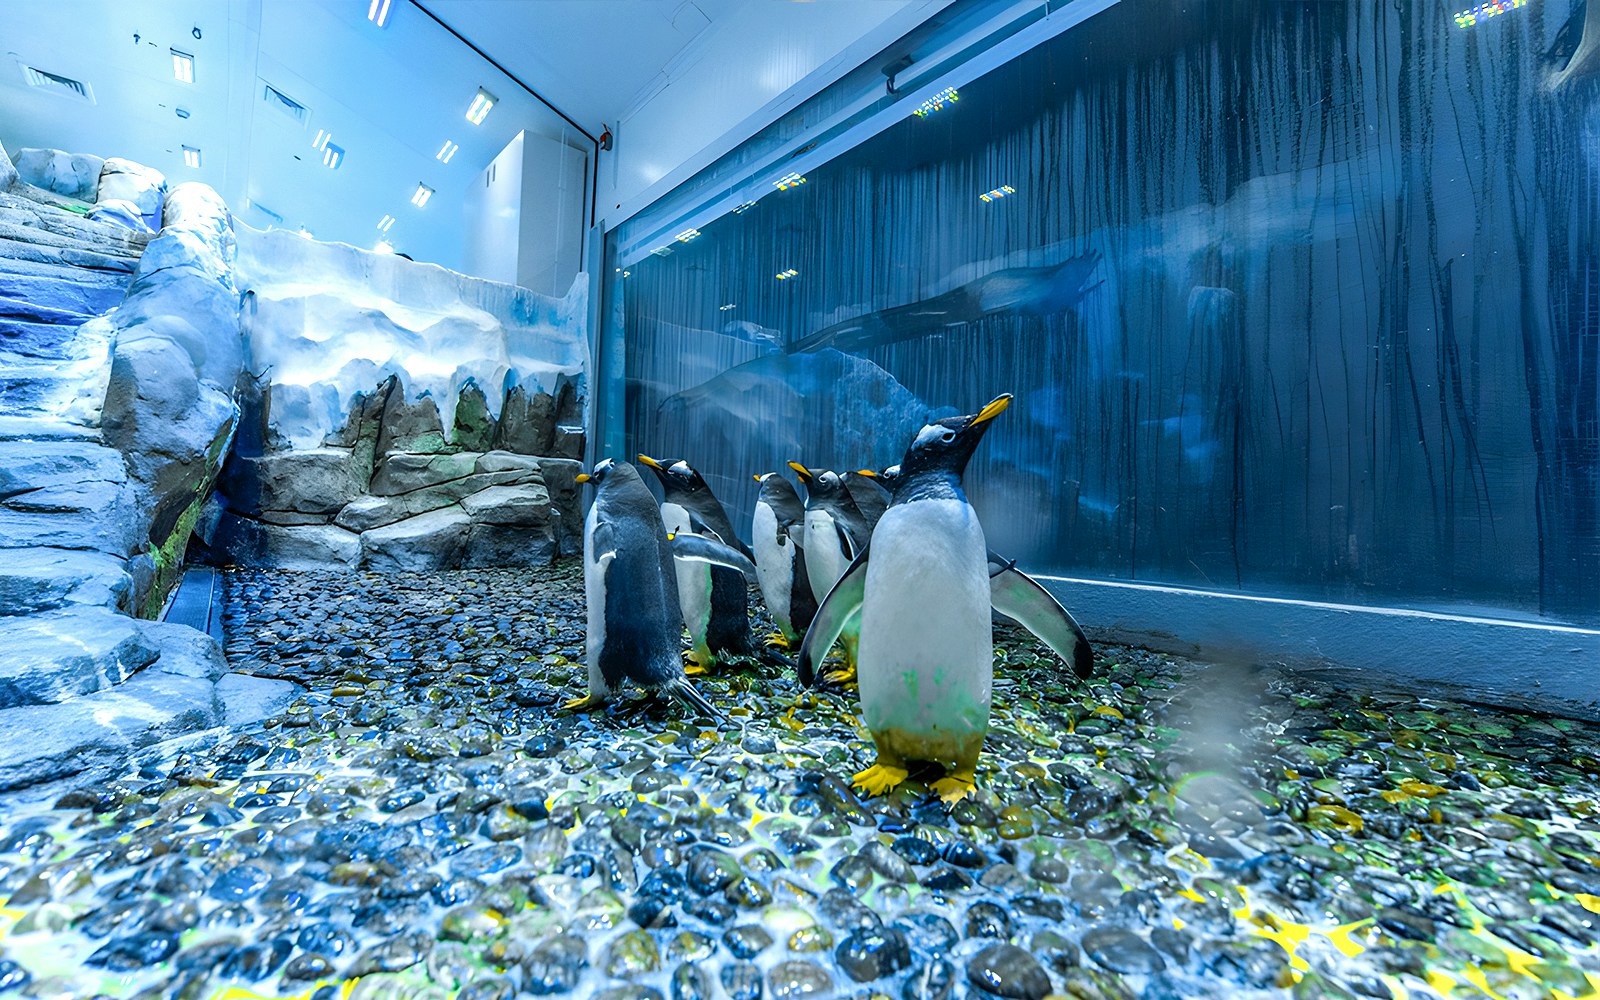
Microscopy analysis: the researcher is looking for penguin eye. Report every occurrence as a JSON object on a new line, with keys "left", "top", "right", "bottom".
{"left": 940, "top": 430, "right": 957, "bottom": 443}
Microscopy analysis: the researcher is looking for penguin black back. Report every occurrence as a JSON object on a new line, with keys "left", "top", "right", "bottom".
{"left": 584, "top": 460, "right": 683, "bottom": 690}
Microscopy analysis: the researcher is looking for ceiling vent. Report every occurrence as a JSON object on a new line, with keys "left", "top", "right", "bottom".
{"left": 260, "top": 82, "right": 308, "bottom": 125}
{"left": 18, "top": 63, "right": 95, "bottom": 103}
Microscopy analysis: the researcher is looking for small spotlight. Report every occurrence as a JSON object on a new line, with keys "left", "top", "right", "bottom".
{"left": 914, "top": 87, "right": 959, "bottom": 117}
{"left": 322, "top": 143, "right": 345, "bottom": 169}
{"left": 775, "top": 268, "right": 799, "bottom": 281}
{"left": 410, "top": 183, "right": 434, "bottom": 208}
{"left": 675, "top": 228, "right": 700, "bottom": 243}
{"left": 171, "top": 49, "right": 194, "bottom": 84}
{"left": 774, "top": 172, "right": 806, "bottom": 191}
{"left": 978, "top": 184, "right": 1016, "bottom": 203}
{"left": 378, "top": 215, "right": 396, "bottom": 232}
{"left": 436, "top": 140, "right": 459, "bottom": 163}
{"left": 465, "top": 88, "right": 497, "bottom": 125}
{"left": 367, "top": 0, "right": 392, "bottom": 27}
{"left": 181, "top": 146, "right": 201, "bottom": 169}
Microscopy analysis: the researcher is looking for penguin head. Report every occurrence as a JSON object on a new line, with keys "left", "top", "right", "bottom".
{"left": 576, "top": 458, "right": 623, "bottom": 486}
{"left": 899, "top": 394, "right": 1012, "bottom": 479}
{"left": 638, "top": 454, "right": 711, "bottom": 499}
{"left": 788, "top": 462, "right": 846, "bottom": 500}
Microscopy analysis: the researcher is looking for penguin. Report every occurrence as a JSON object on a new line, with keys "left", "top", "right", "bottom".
{"left": 638, "top": 454, "right": 762, "bottom": 672}
{"left": 798, "top": 394, "right": 1095, "bottom": 803}
{"left": 569, "top": 459, "right": 753, "bottom": 717}
{"left": 752, "top": 472, "right": 818, "bottom": 648}
{"left": 843, "top": 470, "right": 891, "bottom": 530}
{"left": 788, "top": 462, "right": 872, "bottom": 685}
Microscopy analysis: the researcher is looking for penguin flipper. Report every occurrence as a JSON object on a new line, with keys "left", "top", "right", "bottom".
{"left": 797, "top": 548, "right": 869, "bottom": 687}
{"left": 671, "top": 532, "right": 758, "bottom": 581}
{"left": 988, "top": 559, "right": 1095, "bottom": 680}
{"left": 666, "top": 677, "right": 724, "bottom": 722}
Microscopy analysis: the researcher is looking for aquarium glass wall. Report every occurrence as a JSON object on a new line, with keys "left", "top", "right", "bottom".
{"left": 602, "top": 0, "right": 1600, "bottom": 623}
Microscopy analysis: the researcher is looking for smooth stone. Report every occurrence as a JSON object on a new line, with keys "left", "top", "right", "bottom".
{"left": 523, "top": 935, "right": 588, "bottom": 995}
{"left": 903, "top": 959, "right": 957, "bottom": 1000}
{"left": 768, "top": 960, "right": 833, "bottom": 999}
{"left": 209, "top": 864, "right": 272, "bottom": 902}
{"left": 965, "top": 943, "right": 1052, "bottom": 1000}
{"left": 1082, "top": 928, "right": 1166, "bottom": 974}
{"left": 720, "top": 961, "right": 763, "bottom": 1000}
{"left": 671, "top": 962, "right": 714, "bottom": 1000}
{"left": 723, "top": 923, "right": 775, "bottom": 959}
{"left": 965, "top": 901, "right": 1011, "bottom": 939}
{"left": 834, "top": 927, "right": 913, "bottom": 982}
{"left": 85, "top": 932, "right": 178, "bottom": 970}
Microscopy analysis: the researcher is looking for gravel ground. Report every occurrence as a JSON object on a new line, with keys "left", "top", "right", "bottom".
{"left": 0, "top": 561, "right": 1597, "bottom": 1000}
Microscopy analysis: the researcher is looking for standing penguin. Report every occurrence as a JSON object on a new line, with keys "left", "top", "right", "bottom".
{"left": 799, "top": 394, "right": 1095, "bottom": 802}
{"left": 752, "top": 472, "right": 818, "bottom": 649}
{"left": 569, "top": 459, "right": 746, "bottom": 717}
{"left": 843, "top": 470, "right": 891, "bottom": 531}
{"left": 788, "top": 463, "right": 872, "bottom": 684}
{"left": 638, "top": 454, "right": 761, "bottom": 672}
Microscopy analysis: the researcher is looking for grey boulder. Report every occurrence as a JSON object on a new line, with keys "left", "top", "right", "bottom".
{"left": 0, "top": 607, "right": 160, "bottom": 708}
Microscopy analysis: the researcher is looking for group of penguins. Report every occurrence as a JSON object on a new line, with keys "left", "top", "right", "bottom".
{"left": 571, "top": 394, "right": 1095, "bottom": 804}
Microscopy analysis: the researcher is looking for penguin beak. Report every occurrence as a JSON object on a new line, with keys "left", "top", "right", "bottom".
{"left": 575, "top": 473, "right": 591, "bottom": 483}
{"left": 854, "top": 469, "right": 878, "bottom": 478}
{"left": 637, "top": 454, "right": 664, "bottom": 470}
{"left": 752, "top": 473, "right": 764, "bottom": 482}
{"left": 968, "top": 393, "right": 1013, "bottom": 427}
{"left": 787, "top": 461, "right": 813, "bottom": 481}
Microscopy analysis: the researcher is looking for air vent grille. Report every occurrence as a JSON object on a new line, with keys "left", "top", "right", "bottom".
{"left": 18, "top": 64, "right": 94, "bottom": 103}
{"left": 261, "top": 82, "right": 308, "bottom": 124}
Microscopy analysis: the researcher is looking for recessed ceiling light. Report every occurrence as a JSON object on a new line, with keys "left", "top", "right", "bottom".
{"left": 322, "top": 143, "right": 344, "bottom": 169}
{"left": 775, "top": 268, "right": 799, "bottom": 280}
{"left": 774, "top": 172, "right": 806, "bottom": 191}
{"left": 312, "top": 129, "right": 331, "bottom": 151}
{"left": 378, "top": 215, "right": 396, "bottom": 233}
{"left": 367, "top": 0, "right": 393, "bottom": 27}
{"left": 181, "top": 146, "right": 200, "bottom": 169}
{"left": 914, "top": 87, "right": 959, "bottom": 117}
{"left": 675, "top": 228, "right": 700, "bottom": 243}
{"left": 436, "top": 140, "right": 459, "bottom": 163}
{"left": 465, "top": 88, "right": 496, "bottom": 125}
{"left": 978, "top": 184, "right": 1016, "bottom": 203}
{"left": 410, "top": 184, "right": 434, "bottom": 208}
{"left": 171, "top": 50, "right": 194, "bottom": 84}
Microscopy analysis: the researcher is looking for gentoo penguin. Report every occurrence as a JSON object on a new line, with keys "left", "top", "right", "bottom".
{"left": 799, "top": 394, "right": 1095, "bottom": 803}
{"left": 843, "top": 470, "right": 891, "bottom": 531}
{"left": 638, "top": 454, "right": 761, "bottom": 672}
{"left": 569, "top": 460, "right": 750, "bottom": 718}
{"left": 788, "top": 463, "right": 872, "bottom": 684}
{"left": 752, "top": 472, "right": 818, "bottom": 648}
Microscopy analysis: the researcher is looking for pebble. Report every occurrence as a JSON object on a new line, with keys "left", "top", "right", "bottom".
{"left": 1082, "top": 928, "right": 1166, "bottom": 974}
{"left": 966, "top": 943, "right": 1052, "bottom": 1000}
{"left": 768, "top": 959, "right": 834, "bottom": 999}
{"left": 834, "top": 927, "right": 912, "bottom": 982}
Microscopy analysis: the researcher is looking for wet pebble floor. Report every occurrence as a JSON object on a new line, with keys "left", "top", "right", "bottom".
{"left": 1, "top": 562, "right": 1598, "bottom": 1000}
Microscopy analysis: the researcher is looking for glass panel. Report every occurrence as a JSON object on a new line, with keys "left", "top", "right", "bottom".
{"left": 604, "top": 0, "right": 1598, "bottom": 622}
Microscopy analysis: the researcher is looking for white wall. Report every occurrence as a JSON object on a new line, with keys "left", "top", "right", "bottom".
{"left": 465, "top": 130, "right": 588, "bottom": 298}
{"left": 464, "top": 133, "right": 524, "bottom": 287}
{"left": 600, "top": 0, "right": 950, "bottom": 226}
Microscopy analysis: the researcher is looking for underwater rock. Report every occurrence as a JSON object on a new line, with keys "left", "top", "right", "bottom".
{"left": 966, "top": 944, "right": 1052, "bottom": 1000}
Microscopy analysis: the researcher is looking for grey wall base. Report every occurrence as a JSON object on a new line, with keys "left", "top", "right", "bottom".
{"left": 1036, "top": 575, "right": 1600, "bottom": 722}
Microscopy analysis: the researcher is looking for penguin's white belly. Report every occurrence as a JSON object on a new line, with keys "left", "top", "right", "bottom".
{"left": 857, "top": 499, "right": 992, "bottom": 742}
{"left": 803, "top": 509, "right": 846, "bottom": 603}
{"left": 582, "top": 502, "right": 609, "bottom": 693}
{"left": 660, "top": 502, "right": 710, "bottom": 643}
{"left": 751, "top": 503, "right": 793, "bottom": 631}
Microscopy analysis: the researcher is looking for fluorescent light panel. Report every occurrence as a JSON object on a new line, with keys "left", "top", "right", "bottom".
{"left": 171, "top": 50, "right": 194, "bottom": 84}
{"left": 718, "top": 304, "right": 736, "bottom": 311}
{"left": 378, "top": 215, "right": 396, "bottom": 232}
{"left": 979, "top": 184, "right": 1016, "bottom": 203}
{"left": 675, "top": 228, "right": 700, "bottom": 243}
{"left": 775, "top": 268, "right": 799, "bottom": 280}
{"left": 774, "top": 172, "right": 806, "bottom": 191}
{"left": 465, "top": 88, "right": 496, "bottom": 125}
{"left": 914, "top": 87, "right": 959, "bottom": 117}
{"left": 374, "top": 240, "right": 395, "bottom": 255}
{"left": 322, "top": 143, "right": 344, "bottom": 169}
{"left": 181, "top": 146, "right": 200, "bottom": 169}
{"left": 437, "top": 141, "right": 458, "bottom": 163}
{"left": 411, "top": 183, "right": 434, "bottom": 208}
{"left": 312, "top": 129, "right": 331, "bottom": 150}
{"left": 367, "top": 0, "right": 393, "bottom": 27}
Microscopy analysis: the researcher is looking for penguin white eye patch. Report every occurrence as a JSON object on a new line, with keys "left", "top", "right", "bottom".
{"left": 913, "top": 424, "right": 955, "bottom": 448}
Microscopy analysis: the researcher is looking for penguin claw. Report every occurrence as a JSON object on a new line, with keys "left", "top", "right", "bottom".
{"left": 765, "top": 631, "right": 794, "bottom": 651}
{"left": 561, "top": 694, "right": 606, "bottom": 713}
{"left": 822, "top": 664, "right": 857, "bottom": 687}
{"left": 851, "top": 764, "right": 909, "bottom": 797}
{"left": 931, "top": 771, "right": 977, "bottom": 804}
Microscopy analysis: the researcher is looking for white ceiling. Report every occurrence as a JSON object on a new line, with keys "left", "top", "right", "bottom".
{"left": 0, "top": 0, "right": 922, "bottom": 276}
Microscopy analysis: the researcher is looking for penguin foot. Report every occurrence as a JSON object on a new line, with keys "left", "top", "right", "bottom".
{"left": 682, "top": 650, "right": 713, "bottom": 676}
{"left": 930, "top": 769, "right": 977, "bottom": 804}
{"left": 822, "top": 664, "right": 857, "bottom": 687}
{"left": 561, "top": 694, "right": 606, "bottom": 713}
{"left": 765, "top": 631, "right": 794, "bottom": 650}
{"left": 851, "top": 763, "right": 909, "bottom": 797}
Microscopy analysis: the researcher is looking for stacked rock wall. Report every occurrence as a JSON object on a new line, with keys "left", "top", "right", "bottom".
{"left": 214, "top": 228, "right": 588, "bottom": 571}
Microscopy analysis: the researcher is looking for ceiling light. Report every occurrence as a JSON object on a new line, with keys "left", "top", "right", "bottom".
{"left": 732, "top": 201, "right": 757, "bottom": 214}
{"left": 367, "top": 0, "right": 393, "bottom": 27}
{"left": 675, "top": 228, "right": 700, "bottom": 243}
{"left": 322, "top": 143, "right": 344, "bottom": 169}
{"left": 775, "top": 269, "right": 799, "bottom": 280}
{"left": 718, "top": 304, "right": 736, "bottom": 311}
{"left": 312, "top": 129, "right": 331, "bottom": 151}
{"left": 465, "top": 88, "right": 496, "bottom": 125}
{"left": 378, "top": 215, "right": 396, "bottom": 232}
{"left": 914, "top": 87, "right": 959, "bottom": 117}
{"left": 978, "top": 184, "right": 1016, "bottom": 203}
{"left": 774, "top": 172, "right": 806, "bottom": 191}
{"left": 181, "top": 146, "right": 201, "bottom": 169}
{"left": 649, "top": 246, "right": 673, "bottom": 257}
{"left": 410, "top": 183, "right": 434, "bottom": 208}
{"left": 171, "top": 50, "right": 194, "bottom": 84}
{"left": 436, "top": 140, "right": 459, "bottom": 163}
{"left": 374, "top": 240, "right": 395, "bottom": 255}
